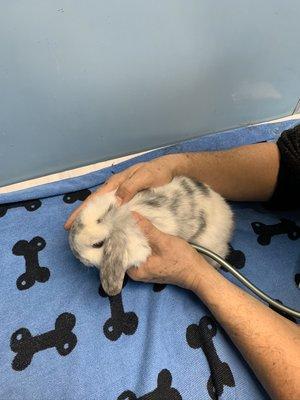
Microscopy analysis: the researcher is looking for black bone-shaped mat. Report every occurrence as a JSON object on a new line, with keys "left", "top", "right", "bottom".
{"left": 223, "top": 243, "right": 246, "bottom": 271}
{"left": 10, "top": 313, "right": 77, "bottom": 371}
{"left": 12, "top": 236, "right": 50, "bottom": 290}
{"left": 152, "top": 283, "right": 167, "bottom": 292}
{"left": 63, "top": 189, "right": 91, "bottom": 204}
{"left": 99, "top": 276, "right": 138, "bottom": 341}
{"left": 117, "top": 369, "right": 182, "bottom": 400}
{"left": 186, "top": 316, "right": 235, "bottom": 399}
{"left": 251, "top": 218, "right": 300, "bottom": 245}
{"left": 0, "top": 199, "right": 42, "bottom": 218}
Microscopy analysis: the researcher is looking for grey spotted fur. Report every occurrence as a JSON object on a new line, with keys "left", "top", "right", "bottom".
{"left": 69, "top": 176, "right": 233, "bottom": 295}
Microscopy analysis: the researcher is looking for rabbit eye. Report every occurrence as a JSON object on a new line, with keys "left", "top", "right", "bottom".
{"left": 92, "top": 241, "right": 104, "bottom": 248}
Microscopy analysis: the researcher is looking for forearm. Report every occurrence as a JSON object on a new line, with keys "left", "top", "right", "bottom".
{"left": 191, "top": 258, "right": 300, "bottom": 400}
{"left": 164, "top": 142, "right": 280, "bottom": 201}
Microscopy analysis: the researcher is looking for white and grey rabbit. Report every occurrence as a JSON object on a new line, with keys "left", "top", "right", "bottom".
{"left": 69, "top": 176, "right": 233, "bottom": 295}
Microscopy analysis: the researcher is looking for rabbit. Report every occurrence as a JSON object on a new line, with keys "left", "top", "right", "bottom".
{"left": 69, "top": 176, "right": 234, "bottom": 296}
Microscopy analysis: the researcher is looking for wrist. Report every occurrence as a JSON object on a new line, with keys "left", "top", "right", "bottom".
{"left": 162, "top": 153, "right": 192, "bottom": 178}
{"left": 189, "top": 256, "right": 223, "bottom": 294}
{"left": 183, "top": 254, "right": 212, "bottom": 292}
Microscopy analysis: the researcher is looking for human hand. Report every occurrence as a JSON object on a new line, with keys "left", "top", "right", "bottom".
{"left": 64, "top": 155, "right": 178, "bottom": 230}
{"left": 127, "top": 212, "right": 209, "bottom": 291}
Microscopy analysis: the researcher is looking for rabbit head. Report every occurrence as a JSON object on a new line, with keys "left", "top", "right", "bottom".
{"left": 69, "top": 191, "right": 151, "bottom": 295}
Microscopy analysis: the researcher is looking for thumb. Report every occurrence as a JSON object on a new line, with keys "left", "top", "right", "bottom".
{"left": 116, "top": 169, "right": 152, "bottom": 204}
{"left": 64, "top": 180, "right": 120, "bottom": 230}
{"left": 132, "top": 212, "right": 163, "bottom": 245}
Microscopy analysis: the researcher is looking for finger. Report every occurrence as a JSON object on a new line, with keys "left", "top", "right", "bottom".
{"left": 64, "top": 170, "right": 129, "bottom": 230}
{"left": 127, "top": 266, "right": 144, "bottom": 281}
{"left": 64, "top": 184, "right": 115, "bottom": 231}
{"left": 99, "top": 165, "right": 141, "bottom": 193}
{"left": 64, "top": 207, "right": 83, "bottom": 230}
{"left": 64, "top": 192, "right": 102, "bottom": 229}
{"left": 131, "top": 212, "right": 164, "bottom": 248}
{"left": 116, "top": 167, "right": 154, "bottom": 204}
{"left": 64, "top": 167, "right": 139, "bottom": 230}
{"left": 127, "top": 263, "right": 152, "bottom": 281}
{"left": 127, "top": 256, "right": 160, "bottom": 283}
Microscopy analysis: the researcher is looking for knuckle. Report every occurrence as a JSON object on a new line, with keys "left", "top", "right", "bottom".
{"left": 133, "top": 270, "right": 145, "bottom": 281}
{"left": 127, "top": 268, "right": 137, "bottom": 280}
{"left": 117, "top": 184, "right": 133, "bottom": 198}
{"left": 141, "top": 166, "right": 154, "bottom": 179}
{"left": 105, "top": 175, "right": 120, "bottom": 186}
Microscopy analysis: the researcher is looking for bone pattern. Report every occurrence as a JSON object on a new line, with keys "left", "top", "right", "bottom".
{"left": 251, "top": 218, "right": 300, "bottom": 245}
{"left": 99, "top": 276, "right": 138, "bottom": 341}
{"left": 0, "top": 199, "right": 42, "bottom": 218}
{"left": 222, "top": 243, "right": 246, "bottom": 271}
{"left": 186, "top": 316, "right": 235, "bottom": 399}
{"left": 63, "top": 189, "right": 92, "bottom": 204}
{"left": 117, "top": 369, "right": 182, "bottom": 400}
{"left": 152, "top": 283, "right": 167, "bottom": 292}
{"left": 12, "top": 236, "right": 50, "bottom": 290}
{"left": 10, "top": 313, "right": 77, "bottom": 371}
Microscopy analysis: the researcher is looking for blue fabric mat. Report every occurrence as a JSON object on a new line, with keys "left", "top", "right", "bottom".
{"left": 1, "top": 120, "right": 299, "bottom": 400}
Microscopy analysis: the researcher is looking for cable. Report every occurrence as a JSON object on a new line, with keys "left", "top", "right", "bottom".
{"left": 190, "top": 243, "right": 300, "bottom": 320}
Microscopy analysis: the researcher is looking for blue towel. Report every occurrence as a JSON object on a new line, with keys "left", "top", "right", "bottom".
{"left": 0, "top": 120, "right": 299, "bottom": 400}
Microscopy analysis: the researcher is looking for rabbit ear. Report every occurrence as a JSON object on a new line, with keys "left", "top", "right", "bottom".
{"left": 100, "top": 228, "right": 127, "bottom": 296}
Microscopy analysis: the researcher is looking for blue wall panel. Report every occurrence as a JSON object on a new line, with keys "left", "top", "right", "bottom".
{"left": 0, "top": 1, "right": 300, "bottom": 186}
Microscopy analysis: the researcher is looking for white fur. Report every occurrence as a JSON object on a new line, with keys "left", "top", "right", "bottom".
{"left": 69, "top": 177, "right": 234, "bottom": 295}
